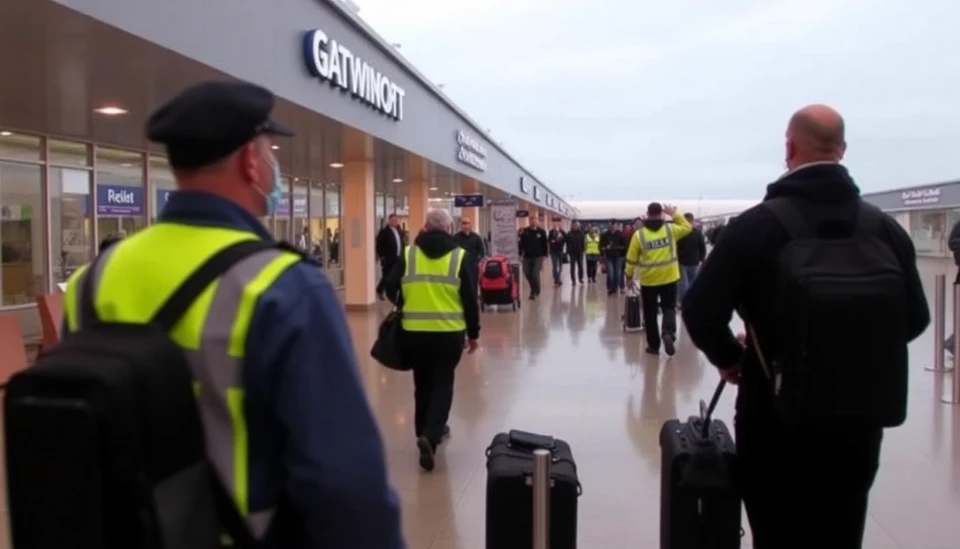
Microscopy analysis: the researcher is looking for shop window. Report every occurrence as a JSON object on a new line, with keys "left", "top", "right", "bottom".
{"left": 150, "top": 155, "right": 176, "bottom": 221}
{"left": 309, "top": 181, "right": 325, "bottom": 264}
{"left": 909, "top": 210, "right": 946, "bottom": 255}
{"left": 50, "top": 166, "right": 93, "bottom": 284}
{"left": 49, "top": 138, "right": 90, "bottom": 167}
{"left": 271, "top": 177, "right": 293, "bottom": 242}
{"left": 0, "top": 131, "right": 41, "bottom": 163}
{"left": 95, "top": 146, "right": 146, "bottom": 241}
{"left": 0, "top": 161, "right": 44, "bottom": 305}
{"left": 375, "top": 191, "right": 386, "bottom": 231}
{"left": 325, "top": 182, "right": 342, "bottom": 287}
{"left": 290, "top": 178, "right": 310, "bottom": 251}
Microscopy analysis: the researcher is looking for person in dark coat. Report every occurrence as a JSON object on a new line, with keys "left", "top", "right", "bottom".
{"left": 454, "top": 216, "right": 486, "bottom": 270}
{"left": 375, "top": 214, "right": 405, "bottom": 299}
{"left": 676, "top": 212, "right": 707, "bottom": 303}
{"left": 599, "top": 220, "right": 627, "bottom": 295}
{"left": 565, "top": 220, "right": 586, "bottom": 285}
{"left": 682, "top": 104, "right": 929, "bottom": 549}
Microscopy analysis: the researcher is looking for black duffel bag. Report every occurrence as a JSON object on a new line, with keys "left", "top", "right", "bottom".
{"left": 370, "top": 309, "right": 409, "bottom": 371}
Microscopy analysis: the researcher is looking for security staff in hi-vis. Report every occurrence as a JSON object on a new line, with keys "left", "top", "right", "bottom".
{"left": 63, "top": 80, "right": 403, "bottom": 548}
{"left": 382, "top": 209, "right": 481, "bottom": 473}
{"left": 625, "top": 202, "right": 693, "bottom": 357}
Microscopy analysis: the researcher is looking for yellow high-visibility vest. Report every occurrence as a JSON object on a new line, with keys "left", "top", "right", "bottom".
{"left": 63, "top": 222, "right": 300, "bottom": 540}
{"left": 400, "top": 245, "right": 466, "bottom": 332}
{"left": 585, "top": 234, "right": 601, "bottom": 255}
{"left": 629, "top": 225, "right": 680, "bottom": 286}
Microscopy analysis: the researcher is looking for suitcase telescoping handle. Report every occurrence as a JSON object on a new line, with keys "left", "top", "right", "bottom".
{"left": 532, "top": 448, "right": 551, "bottom": 549}
{"left": 697, "top": 380, "right": 726, "bottom": 439}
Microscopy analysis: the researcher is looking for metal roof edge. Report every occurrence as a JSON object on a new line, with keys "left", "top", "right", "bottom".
{"left": 320, "top": 0, "right": 571, "bottom": 212}
{"left": 861, "top": 178, "right": 960, "bottom": 197}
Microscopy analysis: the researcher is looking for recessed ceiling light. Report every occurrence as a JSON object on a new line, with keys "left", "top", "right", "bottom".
{"left": 329, "top": 162, "right": 344, "bottom": 169}
{"left": 120, "top": 163, "right": 132, "bottom": 168}
{"left": 94, "top": 106, "right": 128, "bottom": 116}
{"left": 429, "top": 186, "right": 439, "bottom": 191}
{"left": 0, "top": 131, "right": 11, "bottom": 137}
{"left": 271, "top": 145, "right": 279, "bottom": 150}
{"left": 392, "top": 178, "right": 402, "bottom": 183}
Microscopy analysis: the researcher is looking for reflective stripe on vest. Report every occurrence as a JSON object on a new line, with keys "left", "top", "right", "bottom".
{"left": 63, "top": 223, "right": 301, "bottom": 540}
{"left": 400, "top": 245, "right": 466, "bottom": 331}
{"left": 635, "top": 224, "right": 677, "bottom": 268}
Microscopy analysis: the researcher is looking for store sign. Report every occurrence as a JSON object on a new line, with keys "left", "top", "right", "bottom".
{"left": 453, "top": 194, "right": 484, "bottom": 208}
{"left": 901, "top": 187, "right": 941, "bottom": 207}
{"left": 278, "top": 194, "right": 308, "bottom": 217}
{"left": 533, "top": 186, "right": 543, "bottom": 202}
{"left": 98, "top": 185, "right": 142, "bottom": 216}
{"left": 302, "top": 29, "right": 406, "bottom": 121}
{"left": 520, "top": 176, "right": 532, "bottom": 194}
{"left": 456, "top": 130, "right": 488, "bottom": 172}
{"left": 515, "top": 210, "right": 530, "bottom": 218}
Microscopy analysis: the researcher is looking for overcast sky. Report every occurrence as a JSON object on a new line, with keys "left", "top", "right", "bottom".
{"left": 355, "top": 0, "right": 960, "bottom": 200}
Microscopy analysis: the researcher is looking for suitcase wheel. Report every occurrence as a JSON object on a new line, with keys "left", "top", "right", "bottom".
{"left": 511, "top": 302, "right": 517, "bottom": 312}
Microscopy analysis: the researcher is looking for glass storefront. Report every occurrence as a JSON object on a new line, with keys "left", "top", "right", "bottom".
{"left": 909, "top": 210, "right": 946, "bottom": 255}
{"left": 0, "top": 128, "right": 347, "bottom": 308}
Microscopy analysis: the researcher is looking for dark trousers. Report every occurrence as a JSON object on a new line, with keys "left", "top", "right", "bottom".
{"left": 586, "top": 255, "right": 599, "bottom": 281}
{"left": 376, "top": 258, "right": 397, "bottom": 294}
{"left": 736, "top": 415, "right": 882, "bottom": 549}
{"left": 640, "top": 282, "right": 677, "bottom": 350}
{"left": 568, "top": 253, "right": 584, "bottom": 282}
{"left": 404, "top": 332, "right": 464, "bottom": 444}
{"left": 522, "top": 256, "right": 542, "bottom": 296}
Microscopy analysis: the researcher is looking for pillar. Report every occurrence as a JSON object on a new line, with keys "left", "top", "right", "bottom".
{"left": 406, "top": 156, "right": 430, "bottom": 230}
{"left": 341, "top": 128, "right": 376, "bottom": 309}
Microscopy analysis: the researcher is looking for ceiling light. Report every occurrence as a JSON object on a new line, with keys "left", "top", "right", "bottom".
{"left": 120, "top": 163, "right": 132, "bottom": 168}
{"left": 329, "top": 162, "right": 344, "bottom": 169}
{"left": 94, "top": 106, "right": 128, "bottom": 116}
{"left": 392, "top": 178, "right": 402, "bottom": 183}
{"left": 429, "top": 186, "right": 439, "bottom": 191}
{"left": 0, "top": 131, "right": 11, "bottom": 137}
{"left": 271, "top": 145, "right": 279, "bottom": 150}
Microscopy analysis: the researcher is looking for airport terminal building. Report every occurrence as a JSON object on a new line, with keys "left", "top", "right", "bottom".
{"left": 863, "top": 182, "right": 960, "bottom": 257}
{"left": 0, "top": 0, "right": 574, "bottom": 317}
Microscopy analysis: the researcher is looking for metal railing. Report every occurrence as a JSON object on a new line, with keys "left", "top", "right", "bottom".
{"left": 928, "top": 274, "right": 959, "bottom": 404}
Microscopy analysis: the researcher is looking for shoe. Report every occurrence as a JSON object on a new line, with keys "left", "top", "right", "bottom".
{"left": 442, "top": 425, "right": 451, "bottom": 440}
{"left": 645, "top": 347, "right": 659, "bottom": 355}
{"left": 663, "top": 334, "right": 676, "bottom": 357}
{"left": 529, "top": 294, "right": 536, "bottom": 301}
{"left": 579, "top": 279, "right": 585, "bottom": 284}
{"left": 416, "top": 436, "right": 435, "bottom": 472}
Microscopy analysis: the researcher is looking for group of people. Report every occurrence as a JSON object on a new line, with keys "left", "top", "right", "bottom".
{"left": 51, "top": 76, "right": 935, "bottom": 549}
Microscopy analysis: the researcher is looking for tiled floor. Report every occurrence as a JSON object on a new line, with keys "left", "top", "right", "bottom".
{"left": 1, "top": 259, "right": 959, "bottom": 549}
{"left": 351, "top": 258, "right": 960, "bottom": 549}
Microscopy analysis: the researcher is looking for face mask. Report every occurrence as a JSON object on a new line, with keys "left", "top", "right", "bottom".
{"left": 255, "top": 156, "right": 283, "bottom": 216}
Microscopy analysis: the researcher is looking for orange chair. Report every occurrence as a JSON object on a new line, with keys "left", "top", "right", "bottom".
{"left": 37, "top": 293, "right": 64, "bottom": 354}
{"left": 0, "top": 314, "right": 28, "bottom": 385}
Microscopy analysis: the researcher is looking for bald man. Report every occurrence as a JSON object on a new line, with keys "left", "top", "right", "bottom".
{"left": 682, "top": 105, "right": 929, "bottom": 548}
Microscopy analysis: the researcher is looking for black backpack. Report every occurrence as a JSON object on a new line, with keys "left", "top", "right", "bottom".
{"left": 763, "top": 198, "right": 910, "bottom": 428}
{"left": 4, "top": 240, "right": 283, "bottom": 549}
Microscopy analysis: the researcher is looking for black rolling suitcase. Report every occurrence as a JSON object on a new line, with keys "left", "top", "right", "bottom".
{"left": 485, "top": 430, "right": 581, "bottom": 549}
{"left": 659, "top": 381, "right": 741, "bottom": 549}
{"left": 623, "top": 288, "right": 643, "bottom": 332}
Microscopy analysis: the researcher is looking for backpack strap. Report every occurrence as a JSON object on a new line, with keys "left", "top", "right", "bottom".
{"left": 151, "top": 239, "right": 295, "bottom": 332}
{"left": 763, "top": 197, "right": 812, "bottom": 239}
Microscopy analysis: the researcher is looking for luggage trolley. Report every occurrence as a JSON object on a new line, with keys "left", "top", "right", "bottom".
{"left": 479, "top": 256, "right": 521, "bottom": 312}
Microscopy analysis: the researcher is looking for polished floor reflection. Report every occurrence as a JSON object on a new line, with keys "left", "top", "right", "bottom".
{"left": 352, "top": 259, "right": 960, "bottom": 549}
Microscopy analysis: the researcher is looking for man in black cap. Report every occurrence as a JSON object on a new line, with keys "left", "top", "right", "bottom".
{"left": 69, "top": 80, "right": 403, "bottom": 547}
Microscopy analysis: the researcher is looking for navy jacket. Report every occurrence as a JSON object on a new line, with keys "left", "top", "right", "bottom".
{"left": 87, "top": 192, "right": 404, "bottom": 549}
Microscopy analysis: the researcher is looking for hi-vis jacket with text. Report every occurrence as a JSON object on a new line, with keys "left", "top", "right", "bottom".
{"left": 625, "top": 213, "right": 693, "bottom": 286}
